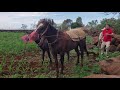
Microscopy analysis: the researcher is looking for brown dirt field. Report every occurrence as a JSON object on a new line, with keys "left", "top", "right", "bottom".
{"left": 0, "top": 51, "right": 105, "bottom": 78}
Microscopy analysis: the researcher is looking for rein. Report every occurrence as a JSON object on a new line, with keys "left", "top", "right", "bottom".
{"left": 47, "top": 31, "right": 59, "bottom": 45}
{"left": 40, "top": 24, "right": 59, "bottom": 45}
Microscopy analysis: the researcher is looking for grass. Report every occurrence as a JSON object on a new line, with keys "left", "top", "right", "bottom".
{"left": 0, "top": 32, "right": 120, "bottom": 78}
{"left": 96, "top": 51, "right": 120, "bottom": 61}
{"left": 86, "top": 36, "right": 93, "bottom": 44}
{"left": 0, "top": 32, "right": 38, "bottom": 56}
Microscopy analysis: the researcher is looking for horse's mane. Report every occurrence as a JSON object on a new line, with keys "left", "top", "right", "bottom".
{"left": 37, "top": 18, "right": 67, "bottom": 38}
{"left": 37, "top": 18, "right": 54, "bottom": 27}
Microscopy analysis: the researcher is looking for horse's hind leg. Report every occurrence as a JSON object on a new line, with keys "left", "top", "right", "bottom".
{"left": 60, "top": 53, "right": 65, "bottom": 74}
{"left": 84, "top": 41, "right": 89, "bottom": 57}
{"left": 79, "top": 40, "right": 84, "bottom": 67}
{"left": 47, "top": 49, "right": 52, "bottom": 68}
{"left": 75, "top": 47, "right": 80, "bottom": 65}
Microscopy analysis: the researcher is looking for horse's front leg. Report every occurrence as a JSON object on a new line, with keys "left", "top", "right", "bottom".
{"left": 80, "top": 49, "right": 84, "bottom": 67}
{"left": 60, "top": 53, "right": 65, "bottom": 74}
{"left": 52, "top": 51, "right": 59, "bottom": 78}
{"left": 42, "top": 50, "right": 45, "bottom": 65}
{"left": 47, "top": 50, "right": 52, "bottom": 66}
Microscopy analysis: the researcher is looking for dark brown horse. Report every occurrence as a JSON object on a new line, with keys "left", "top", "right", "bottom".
{"left": 35, "top": 36, "right": 71, "bottom": 65}
{"left": 35, "top": 37, "right": 52, "bottom": 65}
{"left": 34, "top": 19, "right": 89, "bottom": 77}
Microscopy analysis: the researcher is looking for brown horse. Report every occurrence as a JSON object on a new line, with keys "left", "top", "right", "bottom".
{"left": 34, "top": 19, "right": 89, "bottom": 77}
{"left": 37, "top": 36, "right": 71, "bottom": 64}
{"left": 35, "top": 37, "right": 52, "bottom": 65}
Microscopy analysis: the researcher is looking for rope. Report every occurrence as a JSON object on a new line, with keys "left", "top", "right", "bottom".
{"left": 41, "top": 25, "right": 49, "bottom": 37}
{"left": 47, "top": 31, "right": 59, "bottom": 45}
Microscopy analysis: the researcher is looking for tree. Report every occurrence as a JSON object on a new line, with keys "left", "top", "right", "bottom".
{"left": 76, "top": 17, "right": 83, "bottom": 26}
{"left": 87, "top": 20, "right": 98, "bottom": 30}
{"left": 71, "top": 22, "right": 80, "bottom": 29}
{"left": 21, "top": 24, "right": 28, "bottom": 29}
{"left": 71, "top": 17, "right": 84, "bottom": 29}
{"left": 64, "top": 19, "right": 73, "bottom": 26}
{"left": 96, "top": 18, "right": 120, "bottom": 34}
{"left": 30, "top": 23, "right": 36, "bottom": 29}
{"left": 61, "top": 19, "right": 73, "bottom": 30}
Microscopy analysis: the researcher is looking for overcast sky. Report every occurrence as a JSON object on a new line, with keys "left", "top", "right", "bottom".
{"left": 0, "top": 12, "right": 118, "bottom": 29}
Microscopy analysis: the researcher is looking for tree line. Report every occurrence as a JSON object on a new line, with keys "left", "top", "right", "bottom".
{"left": 21, "top": 12, "right": 120, "bottom": 34}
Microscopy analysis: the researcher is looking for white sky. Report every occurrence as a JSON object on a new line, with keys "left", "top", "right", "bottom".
{"left": 0, "top": 12, "right": 118, "bottom": 29}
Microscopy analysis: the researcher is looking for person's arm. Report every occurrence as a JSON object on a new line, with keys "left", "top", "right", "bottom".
{"left": 106, "top": 33, "right": 114, "bottom": 36}
{"left": 106, "top": 29, "right": 114, "bottom": 36}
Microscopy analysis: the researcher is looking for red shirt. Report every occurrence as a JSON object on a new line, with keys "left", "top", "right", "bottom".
{"left": 102, "top": 28, "right": 113, "bottom": 42}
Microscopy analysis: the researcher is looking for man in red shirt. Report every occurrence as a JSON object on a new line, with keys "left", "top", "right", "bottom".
{"left": 100, "top": 24, "right": 114, "bottom": 56}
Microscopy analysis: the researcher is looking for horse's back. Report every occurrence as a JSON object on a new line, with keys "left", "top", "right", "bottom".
{"left": 65, "top": 27, "right": 86, "bottom": 41}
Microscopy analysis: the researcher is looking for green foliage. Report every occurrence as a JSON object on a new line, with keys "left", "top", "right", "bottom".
{"left": 1, "top": 32, "right": 120, "bottom": 78}
{"left": 71, "top": 22, "right": 80, "bottom": 29}
{"left": 34, "top": 74, "right": 47, "bottom": 78}
{"left": 96, "top": 18, "right": 120, "bottom": 34}
{"left": 61, "top": 19, "right": 73, "bottom": 30}
{"left": 60, "top": 17, "right": 83, "bottom": 30}
{"left": 0, "top": 65, "right": 3, "bottom": 73}
{"left": 86, "top": 36, "right": 93, "bottom": 44}
{"left": 73, "top": 64, "right": 100, "bottom": 78}
{"left": 71, "top": 17, "right": 84, "bottom": 29}
{"left": 0, "top": 56, "right": 6, "bottom": 73}
{"left": 0, "top": 32, "right": 38, "bottom": 56}
{"left": 11, "top": 74, "right": 23, "bottom": 78}
{"left": 96, "top": 51, "right": 120, "bottom": 61}
{"left": 87, "top": 20, "right": 98, "bottom": 30}
{"left": 76, "top": 17, "right": 83, "bottom": 26}
{"left": 8, "top": 56, "right": 14, "bottom": 72}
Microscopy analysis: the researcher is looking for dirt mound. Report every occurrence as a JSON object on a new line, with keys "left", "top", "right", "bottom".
{"left": 87, "top": 44, "right": 95, "bottom": 49}
{"left": 109, "top": 45, "right": 117, "bottom": 52}
{"left": 112, "top": 34, "right": 120, "bottom": 46}
{"left": 84, "top": 74, "right": 120, "bottom": 78}
{"left": 113, "top": 34, "right": 120, "bottom": 39}
{"left": 110, "top": 38, "right": 116, "bottom": 45}
{"left": 116, "top": 44, "right": 120, "bottom": 51}
{"left": 99, "top": 56, "right": 120, "bottom": 75}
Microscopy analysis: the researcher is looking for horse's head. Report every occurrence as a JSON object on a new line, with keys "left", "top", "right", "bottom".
{"left": 34, "top": 19, "right": 58, "bottom": 44}
{"left": 34, "top": 19, "right": 51, "bottom": 36}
